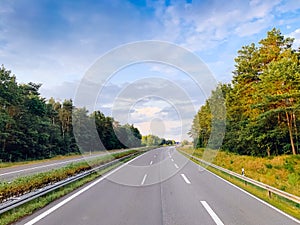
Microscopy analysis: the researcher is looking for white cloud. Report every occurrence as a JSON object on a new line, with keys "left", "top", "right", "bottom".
{"left": 247, "top": 0, "right": 280, "bottom": 19}
{"left": 2, "top": 0, "right": 297, "bottom": 90}
{"left": 234, "top": 16, "right": 274, "bottom": 37}
{"left": 0, "top": 0, "right": 161, "bottom": 89}
{"left": 276, "top": 0, "right": 300, "bottom": 13}
{"left": 151, "top": 0, "right": 282, "bottom": 51}
{"left": 2, "top": 0, "right": 300, "bottom": 141}
{"left": 0, "top": 2, "right": 13, "bottom": 14}
{"left": 41, "top": 80, "right": 79, "bottom": 102}
{"left": 150, "top": 64, "right": 180, "bottom": 76}
{"left": 134, "top": 119, "right": 184, "bottom": 141}
{"left": 131, "top": 106, "right": 162, "bottom": 119}
{"left": 287, "top": 28, "right": 300, "bottom": 48}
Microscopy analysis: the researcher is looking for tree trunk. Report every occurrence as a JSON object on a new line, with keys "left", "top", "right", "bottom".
{"left": 286, "top": 111, "right": 296, "bottom": 155}
{"left": 61, "top": 124, "right": 65, "bottom": 139}
{"left": 292, "top": 111, "right": 298, "bottom": 154}
{"left": 267, "top": 146, "right": 271, "bottom": 157}
{"left": 1, "top": 139, "right": 6, "bottom": 153}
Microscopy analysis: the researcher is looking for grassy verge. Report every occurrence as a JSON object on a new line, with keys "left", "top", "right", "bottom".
{"left": 0, "top": 150, "right": 140, "bottom": 202}
{"left": 179, "top": 148, "right": 300, "bottom": 220}
{"left": 0, "top": 146, "right": 153, "bottom": 169}
{"left": 179, "top": 147, "right": 300, "bottom": 196}
{"left": 0, "top": 154, "right": 139, "bottom": 225}
{"left": 0, "top": 154, "right": 79, "bottom": 169}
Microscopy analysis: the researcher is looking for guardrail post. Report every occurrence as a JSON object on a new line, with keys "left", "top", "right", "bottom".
{"left": 268, "top": 189, "right": 272, "bottom": 198}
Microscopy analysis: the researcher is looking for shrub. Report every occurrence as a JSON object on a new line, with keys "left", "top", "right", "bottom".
{"left": 265, "top": 163, "right": 273, "bottom": 169}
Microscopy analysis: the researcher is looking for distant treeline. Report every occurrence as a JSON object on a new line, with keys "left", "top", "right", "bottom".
{"left": 141, "top": 134, "right": 175, "bottom": 146}
{"left": 0, "top": 66, "right": 145, "bottom": 162}
{"left": 190, "top": 28, "right": 300, "bottom": 156}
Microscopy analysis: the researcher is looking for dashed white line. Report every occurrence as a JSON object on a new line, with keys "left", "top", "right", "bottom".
{"left": 200, "top": 201, "right": 224, "bottom": 225}
{"left": 174, "top": 163, "right": 179, "bottom": 169}
{"left": 186, "top": 152, "right": 300, "bottom": 224}
{"left": 150, "top": 161, "right": 153, "bottom": 165}
{"left": 23, "top": 153, "right": 146, "bottom": 225}
{"left": 171, "top": 158, "right": 174, "bottom": 162}
{"left": 180, "top": 173, "right": 191, "bottom": 184}
{"left": 141, "top": 174, "right": 147, "bottom": 185}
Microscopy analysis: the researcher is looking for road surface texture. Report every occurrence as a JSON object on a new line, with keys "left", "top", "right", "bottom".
{"left": 17, "top": 147, "right": 300, "bottom": 225}
{"left": 0, "top": 149, "right": 128, "bottom": 181}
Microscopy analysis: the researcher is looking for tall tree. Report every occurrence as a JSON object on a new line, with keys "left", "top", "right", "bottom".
{"left": 255, "top": 49, "right": 300, "bottom": 155}
{"left": 0, "top": 66, "right": 22, "bottom": 160}
{"left": 191, "top": 28, "right": 299, "bottom": 156}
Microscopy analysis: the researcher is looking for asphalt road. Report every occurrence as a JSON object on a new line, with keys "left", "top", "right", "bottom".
{"left": 0, "top": 149, "right": 128, "bottom": 181}
{"left": 18, "top": 147, "right": 300, "bottom": 225}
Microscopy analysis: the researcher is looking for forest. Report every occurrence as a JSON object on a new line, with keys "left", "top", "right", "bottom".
{"left": 190, "top": 28, "right": 300, "bottom": 156}
{"left": 0, "top": 67, "right": 144, "bottom": 162}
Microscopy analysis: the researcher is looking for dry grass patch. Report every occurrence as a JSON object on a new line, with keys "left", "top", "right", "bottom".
{"left": 179, "top": 147, "right": 300, "bottom": 197}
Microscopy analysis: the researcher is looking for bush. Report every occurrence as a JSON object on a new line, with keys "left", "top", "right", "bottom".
{"left": 265, "top": 163, "right": 273, "bottom": 169}
{"left": 288, "top": 173, "right": 299, "bottom": 186}
{"left": 284, "top": 161, "right": 295, "bottom": 173}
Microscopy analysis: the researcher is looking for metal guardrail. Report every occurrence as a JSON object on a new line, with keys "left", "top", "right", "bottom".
{"left": 179, "top": 150, "right": 300, "bottom": 205}
{"left": 0, "top": 152, "right": 140, "bottom": 214}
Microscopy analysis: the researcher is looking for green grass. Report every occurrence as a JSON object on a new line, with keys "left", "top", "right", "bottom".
{"left": 179, "top": 148, "right": 300, "bottom": 220}
{"left": 0, "top": 146, "right": 152, "bottom": 169}
{"left": 179, "top": 147, "right": 300, "bottom": 196}
{"left": 0, "top": 154, "right": 140, "bottom": 225}
{"left": 0, "top": 150, "right": 139, "bottom": 202}
{"left": 0, "top": 154, "right": 80, "bottom": 169}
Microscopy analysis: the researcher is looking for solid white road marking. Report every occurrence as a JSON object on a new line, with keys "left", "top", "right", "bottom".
{"left": 200, "top": 201, "right": 224, "bottom": 225}
{"left": 180, "top": 173, "right": 191, "bottom": 184}
{"left": 0, "top": 150, "right": 128, "bottom": 177}
{"left": 174, "top": 163, "right": 179, "bottom": 169}
{"left": 0, "top": 157, "right": 94, "bottom": 176}
{"left": 150, "top": 161, "right": 153, "bottom": 165}
{"left": 187, "top": 157, "right": 300, "bottom": 224}
{"left": 23, "top": 152, "right": 148, "bottom": 225}
{"left": 141, "top": 174, "right": 147, "bottom": 185}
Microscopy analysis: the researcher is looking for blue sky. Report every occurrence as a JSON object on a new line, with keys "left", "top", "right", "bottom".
{"left": 1, "top": 0, "right": 300, "bottom": 141}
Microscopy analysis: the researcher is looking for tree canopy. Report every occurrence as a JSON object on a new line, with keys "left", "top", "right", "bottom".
{"left": 190, "top": 28, "right": 300, "bottom": 156}
{"left": 0, "top": 66, "right": 142, "bottom": 162}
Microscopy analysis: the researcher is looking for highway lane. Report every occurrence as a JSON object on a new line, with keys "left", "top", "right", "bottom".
{"left": 0, "top": 149, "right": 128, "bottom": 181}
{"left": 18, "top": 147, "right": 300, "bottom": 225}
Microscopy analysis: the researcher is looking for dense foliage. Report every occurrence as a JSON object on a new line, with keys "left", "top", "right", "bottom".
{"left": 141, "top": 134, "right": 175, "bottom": 146}
{"left": 0, "top": 66, "right": 142, "bottom": 162}
{"left": 190, "top": 28, "right": 300, "bottom": 156}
